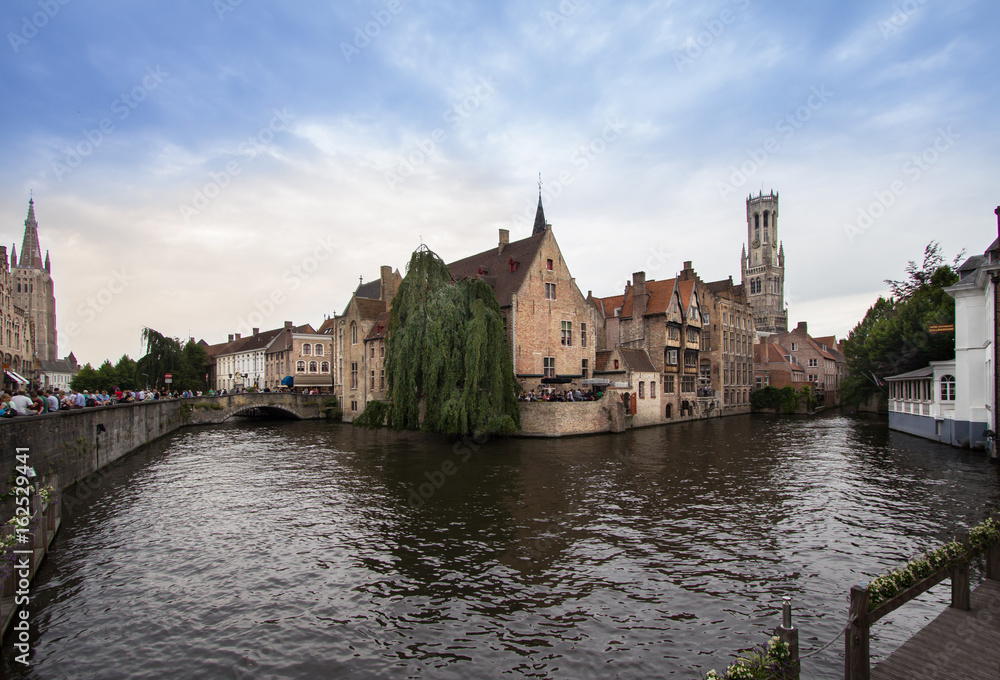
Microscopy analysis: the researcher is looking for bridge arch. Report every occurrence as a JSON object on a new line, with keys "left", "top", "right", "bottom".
{"left": 225, "top": 405, "right": 302, "bottom": 421}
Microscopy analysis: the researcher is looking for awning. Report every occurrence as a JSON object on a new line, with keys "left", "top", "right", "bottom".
{"left": 541, "top": 377, "right": 573, "bottom": 384}
{"left": 281, "top": 376, "right": 294, "bottom": 386}
{"left": 581, "top": 378, "right": 610, "bottom": 386}
{"left": 5, "top": 370, "right": 29, "bottom": 384}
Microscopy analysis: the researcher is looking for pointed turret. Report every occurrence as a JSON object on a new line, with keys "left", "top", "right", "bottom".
{"left": 44, "top": 250, "right": 50, "bottom": 273}
{"left": 532, "top": 192, "right": 547, "bottom": 235}
{"left": 19, "top": 199, "right": 43, "bottom": 270}
{"left": 10, "top": 244, "right": 17, "bottom": 268}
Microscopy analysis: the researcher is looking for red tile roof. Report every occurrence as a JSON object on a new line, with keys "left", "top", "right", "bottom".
{"left": 447, "top": 232, "right": 547, "bottom": 308}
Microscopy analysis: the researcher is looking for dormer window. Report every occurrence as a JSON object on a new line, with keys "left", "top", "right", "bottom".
{"left": 509, "top": 257, "right": 517, "bottom": 272}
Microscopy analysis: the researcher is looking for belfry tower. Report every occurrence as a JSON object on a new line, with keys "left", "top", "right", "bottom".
{"left": 740, "top": 190, "right": 787, "bottom": 334}
{"left": 12, "top": 199, "right": 57, "bottom": 361}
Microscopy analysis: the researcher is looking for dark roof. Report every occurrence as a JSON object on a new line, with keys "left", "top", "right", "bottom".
{"left": 317, "top": 318, "right": 337, "bottom": 335}
{"left": 39, "top": 358, "right": 77, "bottom": 374}
{"left": 447, "top": 231, "right": 546, "bottom": 308}
{"left": 355, "top": 279, "right": 382, "bottom": 300}
{"left": 618, "top": 348, "right": 657, "bottom": 373}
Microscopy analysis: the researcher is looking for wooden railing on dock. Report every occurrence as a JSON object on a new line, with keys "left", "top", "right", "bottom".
{"left": 845, "top": 516, "right": 1000, "bottom": 680}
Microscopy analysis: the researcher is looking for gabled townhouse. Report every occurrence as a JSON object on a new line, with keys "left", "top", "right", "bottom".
{"left": 593, "top": 347, "right": 661, "bottom": 427}
{"left": 331, "top": 266, "right": 402, "bottom": 419}
{"left": 760, "top": 322, "right": 846, "bottom": 405}
{"left": 446, "top": 196, "right": 597, "bottom": 395}
{"left": 264, "top": 322, "right": 330, "bottom": 391}
{"left": 591, "top": 261, "right": 748, "bottom": 422}
{"left": 753, "top": 342, "right": 807, "bottom": 388}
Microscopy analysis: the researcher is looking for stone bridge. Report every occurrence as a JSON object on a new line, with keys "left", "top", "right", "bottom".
{"left": 184, "top": 393, "right": 335, "bottom": 424}
{"left": 0, "top": 393, "right": 338, "bottom": 495}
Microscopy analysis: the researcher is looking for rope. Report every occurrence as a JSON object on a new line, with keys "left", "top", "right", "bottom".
{"left": 797, "top": 614, "right": 855, "bottom": 660}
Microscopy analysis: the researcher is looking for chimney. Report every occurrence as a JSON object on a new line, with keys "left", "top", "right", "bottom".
{"left": 235, "top": 333, "right": 241, "bottom": 340}
{"left": 253, "top": 328, "right": 259, "bottom": 336}
{"left": 228, "top": 334, "right": 234, "bottom": 342}
{"left": 796, "top": 321, "right": 808, "bottom": 334}
{"left": 632, "top": 271, "right": 646, "bottom": 297}
{"left": 284, "top": 320, "right": 293, "bottom": 329}
{"left": 632, "top": 272, "right": 648, "bottom": 318}
{"left": 498, "top": 228, "right": 509, "bottom": 254}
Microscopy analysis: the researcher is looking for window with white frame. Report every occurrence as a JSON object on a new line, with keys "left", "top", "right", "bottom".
{"left": 303, "top": 344, "right": 312, "bottom": 355}
{"left": 941, "top": 375, "right": 956, "bottom": 401}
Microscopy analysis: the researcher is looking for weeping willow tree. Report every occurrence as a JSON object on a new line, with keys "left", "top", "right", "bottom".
{"left": 135, "top": 327, "right": 182, "bottom": 390}
{"left": 355, "top": 247, "right": 521, "bottom": 436}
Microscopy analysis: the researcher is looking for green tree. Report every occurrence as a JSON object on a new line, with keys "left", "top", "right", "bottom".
{"left": 176, "top": 340, "right": 209, "bottom": 392}
{"left": 355, "top": 246, "right": 521, "bottom": 436}
{"left": 70, "top": 363, "right": 100, "bottom": 392}
{"left": 842, "top": 243, "right": 960, "bottom": 404}
{"left": 95, "top": 360, "right": 118, "bottom": 392}
{"left": 135, "top": 327, "right": 181, "bottom": 390}
{"left": 114, "top": 354, "right": 137, "bottom": 391}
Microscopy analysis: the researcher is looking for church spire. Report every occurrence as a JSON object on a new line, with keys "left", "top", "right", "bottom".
{"left": 11, "top": 244, "right": 17, "bottom": 268}
{"left": 44, "top": 250, "right": 50, "bottom": 273}
{"left": 532, "top": 175, "right": 548, "bottom": 235}
{"left": 19, "top": 198, "right": 43, "bottom": 270}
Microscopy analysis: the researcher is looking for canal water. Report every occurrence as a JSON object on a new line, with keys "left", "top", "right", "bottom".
{"left": 3, "top": 413, "right": 998, "bottom": 679}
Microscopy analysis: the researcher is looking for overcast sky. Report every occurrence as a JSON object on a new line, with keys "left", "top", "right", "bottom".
{"left": 2, "top": 0, "right": 998, "bottom": 366}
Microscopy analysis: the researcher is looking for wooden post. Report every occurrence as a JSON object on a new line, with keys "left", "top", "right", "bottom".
{"left": 987, "top": 534, "right": 1000, "bottom": 581}
{"left": 845, "top": 585, "right": 870, "bottom": 680}
{"left": 952, "top": 531, "right": 971, "bottom": 611}
{"left": 774, "top": 597, "right": 800, "bottom": 680}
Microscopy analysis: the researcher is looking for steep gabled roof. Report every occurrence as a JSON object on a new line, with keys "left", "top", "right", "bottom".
{"left": 317, "top": 318, "right": 337, "bottom": 335}
{"left": 592, "top": 293, "right": 624, "bottom": 319}
{"left": 447, "top": 231, "right": 547, "bottom": 308}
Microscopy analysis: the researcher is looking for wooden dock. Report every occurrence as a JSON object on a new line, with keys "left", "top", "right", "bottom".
{"left": 872, "top": 579, "right": 1000, "bottom": 680}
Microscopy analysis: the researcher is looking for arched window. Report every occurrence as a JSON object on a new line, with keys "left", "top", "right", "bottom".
{"left": 763, "top": 211, "right": 769, "bottom": 228}
{"left": 321, "top": 361, "right": 330, "bottom": 373}
{"left": 350, "top": 322, "right": 358, "bottom": 344}
{"left": 302, "top": 343, "right": 311, "bottom": 355}
{"left": 665, "top": 403, "right": 672, "bottom": 419}
{"left": 314, "top": 345, "right": 323, "bottom": 357}
{"left": 650, "top": 381, "right": 656, "bottom": 399}
{"left": 309, "top": 361, "right": 318, "bottom": 373}
{"left": 639, "top": 381, "right": 645, "bottom": 399}
{"left": 941, "top": 375, "right": 956, "bottom": 401}
{"left": 296, "top": 361, "right": 305, "bottom": 373}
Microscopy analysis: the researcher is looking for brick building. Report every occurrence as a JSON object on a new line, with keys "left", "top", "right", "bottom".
{"left": 757, "top": 322, "right": 845, "bottom": 405}
{"left": 331, "top": 265, "right": 402, "bottom": 418}
{"left": 701, "top": 276, "right": 755, "bottom": 413}
{"left": 593, "top": 347, "right": 662, "bottom": 427}
{"left": 591, "top": 263, "right": 706, "bottom": 421}
{"left": 264, "top": 322, "right": 332, "bottom": 391}
{"left": 741, "top": 190, "right": 787, "bottom": 334}
{"left": 447, "top": 195, "right": 597, "bottom": 395}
